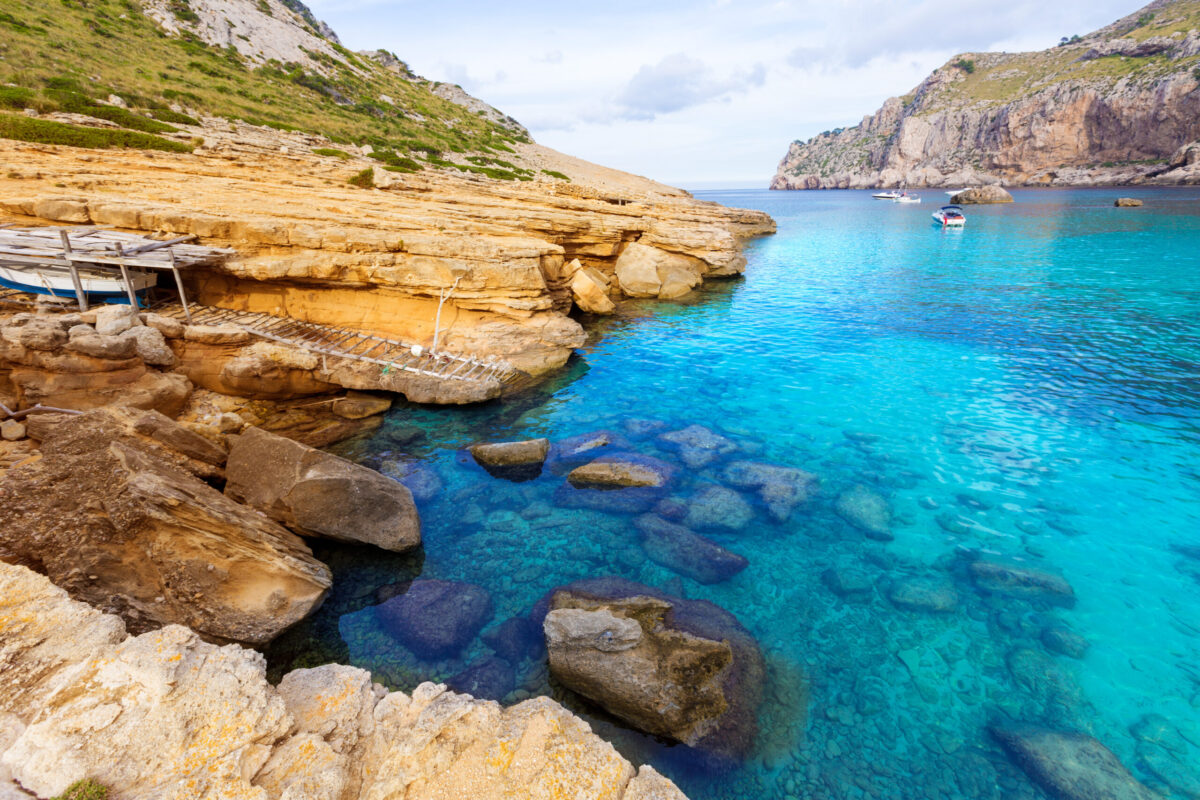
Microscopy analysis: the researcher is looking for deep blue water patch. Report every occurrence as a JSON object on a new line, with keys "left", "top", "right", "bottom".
{"left": 267, "top": 187, "right": 1200, "bottom": 800}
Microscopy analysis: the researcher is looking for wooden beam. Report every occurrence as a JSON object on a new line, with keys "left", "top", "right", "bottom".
{"left": 125, "top": 234, "right": 197, "bottom": 256}
{"left": 169, "top": 250, "right": 192, "bottom": 323}
{"left": 114, "top": 244, "right": 140, "bottom": 308}
{"left": 59, "top": 230, "right": 88, "bottom": 313}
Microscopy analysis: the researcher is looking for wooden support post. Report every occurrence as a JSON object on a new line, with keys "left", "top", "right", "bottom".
{"left": 59, "top": 230, "right": 88, "bottom": 312}
{"left": 169, "top": 250, "right": 192, "bottom": 323}
{"left": 114, "top": 244, "right": 139, "bottom": 308}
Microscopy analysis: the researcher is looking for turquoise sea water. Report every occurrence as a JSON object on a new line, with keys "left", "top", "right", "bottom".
{"left": 269, "top": 188, "right": 1200, "bottom": 799}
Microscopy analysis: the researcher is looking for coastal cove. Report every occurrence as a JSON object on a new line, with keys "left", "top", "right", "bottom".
{"left": 267, "top": 187, "right": 1200, "bottom": 800}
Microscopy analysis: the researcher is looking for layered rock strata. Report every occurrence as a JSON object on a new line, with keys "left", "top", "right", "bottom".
{"left": 0, "top": 561, "right": 687, "bottom": 800}
{"left": 1, "top": 127, "right": 774, "bottom": 382}
{"left": 772, "top": 0, "right": 1200, "bottom": 189}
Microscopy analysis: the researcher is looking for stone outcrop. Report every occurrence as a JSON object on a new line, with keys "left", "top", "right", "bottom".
{"left": 968, "top": 559, "right": 1076, "bottom": 607}
{"left": 721, "top": 460, "right": 817, "bottom": 522}
{"left": 951, "top": 185, "right": 1014, "bottom": 204}
{"left": 1115, "top": 197, "right": 1145, "bottom": 207}
{"left": 1, "top": 124, "right": 773, "bottom": 382}
{"left": 225, "top": 425, "right": 421, "bottom": 552}
{"left": 0, "top": 406, "right": 330, "bottom": 644}
{"left": 772, "top": 1, "right": 1200, "bottom": 189}
{"left": 0, "top": 313, "right": 191, "bottom": 417}
{"left": 538, "top": 577, "right": 765, "bottom": 764}
{"left": 990, "top": 723, "right": 1163, "bottom": 800}
{"left": 568, "top": 453, "right": 677, "bottom": 489}
{"left": 469, "top": 437, "right": 550, "bottom": 480}
{"left": 0, "top": 562, "right": 687, "bottom": 800}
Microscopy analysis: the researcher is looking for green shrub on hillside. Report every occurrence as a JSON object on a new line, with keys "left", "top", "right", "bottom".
{"left": 312, "top": 147, "right": 352, "bottom": 159}
{"left": 167, "top": 0, "right": 199, "bottom": 23}
{"left": 149, "top": 108, "right": 200, "bottom": 125}
{"left": 953, "top": 59, "right": 976, "bottom": 74}
{"left": 348, "top": 167, "right": 375, "bottom": 188}
{"left": 541, "top": 169, "right": 570, "bottom": 181}
{"left": 0, "top": 113, "right": 193, "bottom": 152}
{"left": 51, "top": 778, "right": 109, "bottom": 800}
{"left": 0, "top": 86, "right": 34, "bottom": 110}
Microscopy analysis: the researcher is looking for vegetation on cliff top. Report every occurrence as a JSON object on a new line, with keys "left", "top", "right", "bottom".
{"left": 0, "top": 0, "right": 528, "bottom": 168}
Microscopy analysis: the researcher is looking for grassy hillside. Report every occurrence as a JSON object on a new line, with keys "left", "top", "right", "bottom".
{"left": 0, "top": 0, "right": 533, "bottom": 175}
{"left": 906, "top": 0, "right": 1200, "bottom": 113}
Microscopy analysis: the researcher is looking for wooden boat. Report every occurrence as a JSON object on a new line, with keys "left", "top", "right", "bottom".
{"left": 0, "top": 261, "right": 156, "bottom": 301}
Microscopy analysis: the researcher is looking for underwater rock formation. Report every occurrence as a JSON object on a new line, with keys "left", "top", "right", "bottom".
{"left": 375, "top": 579, "right": 494, "bottom": 659}
{"left": 635, "top": 514, "right": 749, "bottom": 584}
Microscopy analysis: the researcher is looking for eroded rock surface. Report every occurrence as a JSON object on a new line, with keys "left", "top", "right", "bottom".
{"left": 0, "top": 562, "right": 688, "bottom": 800}
{"left": 0, "top": 406, "right": 329, "bottom": 644}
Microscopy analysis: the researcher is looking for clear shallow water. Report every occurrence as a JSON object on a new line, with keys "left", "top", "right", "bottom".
{"left": 269, "top": 188, "right": 1200, "bottom": 800}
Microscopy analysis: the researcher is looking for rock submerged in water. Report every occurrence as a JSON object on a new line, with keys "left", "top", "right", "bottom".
{"left": 446, "top": 656, "right": 516, "bottom": 701}
{"left": 821, "top": 565, "right": 874, "bottom": 598}
{"left": 721, "top": 460, "right": 817, "bottom": 522}
{"left": 547, "top": 430, "right": 631, "bottom": 474}
{"left": 969, "top": 559, "right": 1076, "bottom": 607}
{"left": 888, "top": 577, "right": 958, "bottom": 613}
{"left": 1115, "top": 197, "right": 1144, "bottom": 207}
{"left": 1041, "top": 626, "right": 1090, "bottom": 659}
{"left": 567, "top": 453, "right": 677, "bottom": 489}
{"left": 375, "top": 579, "right": 493, "bottom": 659}
{"left": 658, "top": 424, "right": 739, "bottom": 469}
{"left": 468, "top": 437, "right": 550, "bottom": 481}
{"left": 835, "top": 485, "right": 893, "bottom": 540}
{"left": 684, "top": 485, "right": 754, "bottom": 532}
{"left": 537, "top": 577, "right": 765, "bottom": 765}
{"left": 553, "top": 482, "right": 661, "bottom": 514}
{"left": 989, "top": 723, "right": 1163, "bottom": 800}
{"left": 635, "top": 514, "right": 749, "bottom": 584}
{"left": 225, "top": 426, "right": 421, "bottom": 553}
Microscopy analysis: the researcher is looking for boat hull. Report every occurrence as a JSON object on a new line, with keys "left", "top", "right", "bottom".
{"left": 0, "top": 263, "right": 157, "bottom": 300}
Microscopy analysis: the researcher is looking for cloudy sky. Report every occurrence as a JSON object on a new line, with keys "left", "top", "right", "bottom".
{"left": 305, "top": 0, "right": 1142, "bottom": 188}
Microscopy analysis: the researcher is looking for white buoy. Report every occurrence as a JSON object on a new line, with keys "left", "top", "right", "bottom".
{"left": 411, "top": 344, "right": 424, "bottom": 357}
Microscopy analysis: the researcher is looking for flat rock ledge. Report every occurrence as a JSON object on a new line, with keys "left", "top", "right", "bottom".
{"left": 0, "top": 561, "right": 687, "bottom": 800}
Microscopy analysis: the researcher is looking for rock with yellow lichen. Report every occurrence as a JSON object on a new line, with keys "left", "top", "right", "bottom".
{"left": 0, "top": 562, "right": 689, "bottom": 800}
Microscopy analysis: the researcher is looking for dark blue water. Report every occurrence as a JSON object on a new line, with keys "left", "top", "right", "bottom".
{"left": 270, "top": 187, "right": 1200, "bottom": 800}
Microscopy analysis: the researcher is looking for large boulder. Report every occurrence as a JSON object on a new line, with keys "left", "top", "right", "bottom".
{"left": 0, "top": 408, "right": 330, "bottom": 645}
{"left": 569, "top": 263, "right": 616, "bottom": 314}
{"left": 990, "top": 724, "right": 1163, "bottom": 800}
{"left": 225, "top": 426, "right": 421, "bottom": 552}
{"left": 469, "top": 437, "right": 549, "bottom": 480}
{"left": 538, "top": 577, "right": 765, "bottom": 764}
{"left": 635, "top": 514, "right": 749, "bottom": 584}
{"left": 375, "top": 579, "right": 493, "bottom": 659}
{"left": 548, "top": 430, "right": 632, "bottom": 473}
{"left": 614, "top": 243, "right": 704, "bottom": 299}
{"left": 951, "top": 185, "right": 1014, "bottom": 204}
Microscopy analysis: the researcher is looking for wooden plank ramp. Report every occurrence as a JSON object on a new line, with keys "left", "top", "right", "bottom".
{"left": 150, "top": 302, "right": 523, "bottom": 387}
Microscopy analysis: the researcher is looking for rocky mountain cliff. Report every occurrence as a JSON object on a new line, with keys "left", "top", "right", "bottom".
{"left": 772, "top": 0, "right": 1200, "bottom": 189}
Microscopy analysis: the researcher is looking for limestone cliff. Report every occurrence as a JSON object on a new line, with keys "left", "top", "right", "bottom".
{"left": 0, "top": 560, "right": 687, "bottom": 800}
{"left": 771, "top": 0, "right": 1200, "bottom": 189}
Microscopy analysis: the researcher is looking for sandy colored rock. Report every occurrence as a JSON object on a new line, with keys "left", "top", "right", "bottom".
{"left": 1115, "top": 197, "right": 1144, "bottom": 207}
{"left": 614, "top": 243, "right": 705, "bottom": 299}
{"left": 571, "top": 264, "right": 616, "bottom": 314}
{"left": 93, "top": 304, "right": 141, "bottom": 336}
{"left": 0, "top": 407, "right": 330, "bottom": 644}
{"left": 568, "top": 454, "right": 675, "bottom": 488}
{"left": 184, "top": 323, "right": 252, "bottom": 345}
{"left": 120, "top": 325, "right": 176, "bottom": 366}
{"left": 470, "top": 437, "right": 550, "bottom": 467}
{"left": 331, "top": 390, "right": 392, "bottom": 419}
{"left": 141, "top": 311, "right": 185, "bottom": 338}
{"left": 951, "top": 185, "right": 1014, "bottom": 204}
{"left": 0, "top": 421, "right": 23, "bottom": 442}
{"left": 225, "top": 425, "right": 421, "bottom": 552}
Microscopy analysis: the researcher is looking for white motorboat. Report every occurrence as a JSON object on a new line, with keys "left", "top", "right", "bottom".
{"left": 0, "top": 262, "right": 157, "bottom": 300}
{"left": 872, "top": 190, "right": 902, "bottom": 199}
{"left": 894, "top": 192, "right": 921, "bottom": 203}
{"left": 944, "top": 189, "right": 967, "bottom": 197}
{"left": 932, "top": 205, "right": 966, "bottom": 227}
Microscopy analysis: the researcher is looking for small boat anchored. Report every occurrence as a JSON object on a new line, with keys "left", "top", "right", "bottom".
{"left": 932, "top": 205, "right": 966, "bottom": 227}
{"left": 872, "top": 190, "right": 902, "bottom": 199}
{"left": 894, "top": 192, "right": 921, "bottom": 204}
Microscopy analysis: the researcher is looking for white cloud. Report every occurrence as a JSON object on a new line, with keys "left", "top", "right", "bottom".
{"left": 305, "top": 0, "right": 1144, "bottom": 185}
